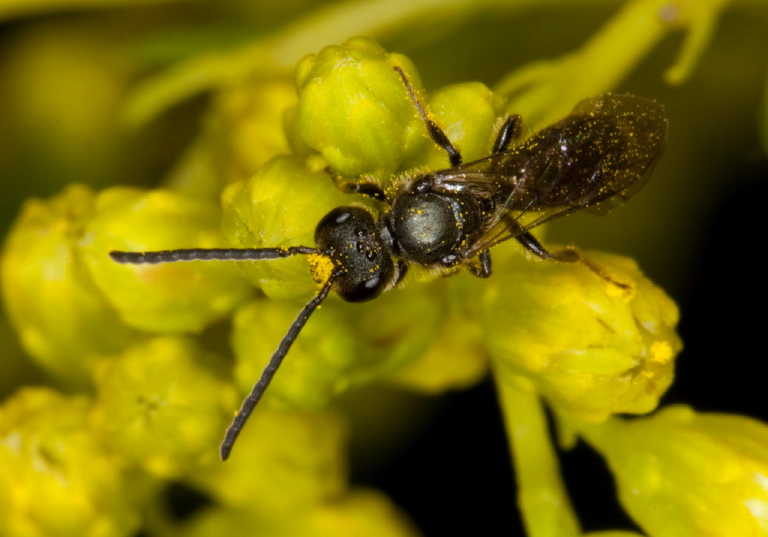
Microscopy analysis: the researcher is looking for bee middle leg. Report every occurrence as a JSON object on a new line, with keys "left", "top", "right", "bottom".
{"left": 515, "top": 232, "right": 630, "bottom": 290}
{"left": 468, "top": 249, "right": 492, "bottom": 278}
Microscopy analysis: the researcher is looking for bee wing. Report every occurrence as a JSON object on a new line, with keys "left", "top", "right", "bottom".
{"left": 433, "top": 94, "right": 668, "bottom": 257}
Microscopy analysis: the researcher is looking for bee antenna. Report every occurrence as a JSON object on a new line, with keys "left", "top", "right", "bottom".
{"left": 109, "top": 244, "right": 338, "bottom": 459}
{"left": 109, "top": 246, "right": 321, "bottom": 264}
{"left": 219, "top": 271, "right": 339, "bottom": 461}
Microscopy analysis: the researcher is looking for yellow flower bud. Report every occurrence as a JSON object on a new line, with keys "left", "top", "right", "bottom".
{"left": 483, "top": 251, "right": 680, "bottom": 422}
{"left": 298, "top": 489, "right": 420, "bottom": 537}
{"left": 165, "top": 489, "right": 419, "bottom": 537}
{"left": 584, "top": 530, "right": 645, "bottom": 537}
{"left": 1, "top": 184, "right": 133, "bottom": 388}
{"left": 579, "top": 405, "right": 768, "bottom": 537}
{"left": 220, "top": 155, "right": 350, "bottom": 301}
{"left": 293, "top": 36, "right": 418, "bottom": 181}
{"left": 91, "top": 337, "right": 235, "bottom": 478}
{"left": 389, "top": 312, "right": 488, "bottom": 393}
{"left": 0, "top": 388, "right": 145, "bottom": 537}
{"left": 189, "top": 409, "right": 346, "bottom": 511}
{"left": 186, "top": 408, "right": 417, "bottom": 535}
{"left": 79, "top": 186, "right": 252, "bottom": 333}
{"left": 205, "top": 78, "right": 296, "bottom": 185}
{"left": 230, "top": 280, "right": 444, "bottom": 409}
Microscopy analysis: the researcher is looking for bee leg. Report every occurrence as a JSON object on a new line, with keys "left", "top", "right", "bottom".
{"left": 394, "top": 66, "right": 462, "bottom": 167}
{"left": 327, "top": 168, "right": 389, "bottom": 203}
{"left": 468, "top": 249, "right": 492, "bottom": 278}
{"left": 515, "top": 232, "right": 630, "bottom": 290}
{"left": 492, "top": 114, "right": 523, "bottom": 154}
{"left": 392, "top": 260, "right": 409, "bottom": 287}
{"left": 340, "top": 182, "right": 389, "bottom": 202}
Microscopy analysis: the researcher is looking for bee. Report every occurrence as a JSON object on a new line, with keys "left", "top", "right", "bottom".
{"left": 110, "top": 66, "right": 668, "bottom": 460}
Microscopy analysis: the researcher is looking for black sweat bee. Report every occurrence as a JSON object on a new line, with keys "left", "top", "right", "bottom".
{"left": 110, "top": 66, "right": 668, "bottom": 460}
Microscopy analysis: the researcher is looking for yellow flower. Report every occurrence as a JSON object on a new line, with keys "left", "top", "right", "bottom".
{"left": 578, "top": 405, "right": 768, "bottom": 536}
{"left": 0, "top": 389, "right": 146, "bottom": 537}
{"left": 220, "top": 155, "right": 350, "bottom": 300}
{"left": 485, "top": 251, "right": 681, "bottom": 423}
{"left": 91, "top": 337, "right": 235, "bottom": 478}
{"left": 294, "top": 37, "right": 419, "bottom": 181}
{"left": 79, "top": 186, "right": 252, "bottom": 332}
{"left": 1, "top": 185, "right": 132, "bottom": 388}
{"left": 3, "top": 0, "right": 762, "bottom": 532}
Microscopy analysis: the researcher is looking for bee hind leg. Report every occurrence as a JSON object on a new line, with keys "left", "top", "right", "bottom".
{"left": 515, "top": 232, "right": 631, "bottom": 290}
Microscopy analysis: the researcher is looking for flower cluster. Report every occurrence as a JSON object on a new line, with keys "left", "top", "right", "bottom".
{"left": 2, "top": 2, "right": 766, "bottom": 534}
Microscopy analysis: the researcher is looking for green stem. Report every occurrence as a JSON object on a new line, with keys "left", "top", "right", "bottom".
{"left": 494, "top": 376, "right": 580, "bottom": 537}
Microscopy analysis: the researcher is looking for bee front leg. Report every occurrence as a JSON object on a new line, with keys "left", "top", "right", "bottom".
{"left": 339, "top": 182, "right": 389, "bottom": 202}
{"left": 394, "top": 66, "right": 462, "bottom": 167}
{"left": 492, "top": 114, "right": 523, "bottom": 154}
{"left": 327, "top": 167, "right": 389, "bottom": 203}
{"left": 515, "top": 232, "right": 630, "bottom": 290}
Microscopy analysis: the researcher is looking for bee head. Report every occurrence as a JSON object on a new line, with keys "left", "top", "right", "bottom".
{"left": 314, "top": 206, "right": 395, "bottom": 302}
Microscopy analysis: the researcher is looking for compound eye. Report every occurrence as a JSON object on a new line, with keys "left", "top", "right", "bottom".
{"left": 343, "top": 274, "right": 385, "bottom": 302}
{"left": 315, "top": 207, "right": 394, "bottom": 303}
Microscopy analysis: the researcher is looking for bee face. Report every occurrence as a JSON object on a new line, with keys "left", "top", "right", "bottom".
{"left": 314, "top": 206, "right": 396, "bottom": 303}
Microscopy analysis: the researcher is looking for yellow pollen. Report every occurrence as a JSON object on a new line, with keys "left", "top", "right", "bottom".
{"left": 650, "top": 340, "right": 673, "bottom": 364}
{"left": 308, "top": 253, "right": 335, "bottom": 285}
